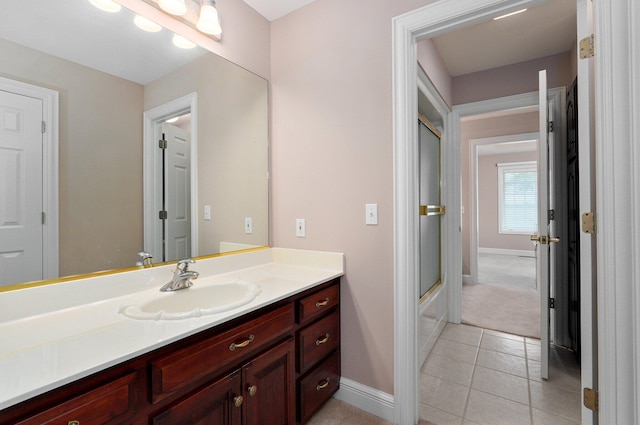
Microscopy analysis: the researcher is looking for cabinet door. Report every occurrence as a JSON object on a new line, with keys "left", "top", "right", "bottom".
{"left": 152, "top": 370, "right": 242, "bottom": 425}
{"left": 242, "top": 338, "right": 295, "bottom": 425}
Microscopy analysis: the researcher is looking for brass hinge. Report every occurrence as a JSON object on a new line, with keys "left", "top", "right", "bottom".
{"left": 580, "top": 34, "right": 594, "bottom": 59}
{"left": 549, "top": 297, "right": 555, "bottom": 309}
{"left": 42, "top": 211, "right": 46, "bottom": 225}
{"left": 582, "top": 212, "right": 595, "bottom": 234}
{"left": 548, "top": 209, "right": 555, "bottom": 221}
{"left": 41, "top": 121, "right": 46, "bottom": 133}
{"left": 159, "top": 210, "right": 167, "bottom": 220}
{"left": 584, "top": 388, "right": 598, "bottom": 411}
{"left": 158, "top": 139, "right": 167, "bottom": 149}
{"left": 548, "top": 121, "right": 554, "bottom": 133}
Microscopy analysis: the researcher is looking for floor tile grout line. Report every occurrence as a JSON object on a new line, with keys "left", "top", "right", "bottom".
{"left": 525, "top": 339, "right": 534, "bottom": 425}
{"left": 460, "top": 328, "right": 482, "bottom": 422}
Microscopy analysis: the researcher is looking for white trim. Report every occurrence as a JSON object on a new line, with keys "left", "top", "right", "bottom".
{"left": 478, "top": 248, "right": 535, "bottom": 257}
{"left": 593, "top": 0, "right": 640, "bottom": 423}
{"left": 392, "top": 1, "right": 549, "bottom": 423}
{"left": 143, "top": 93, "right": 198, "bottom": 261}
{"left": 334, "top": 378, "right": 394, "bottom": 423}
{"left": 0, "top": 76, "right": 59, "bottom": 281}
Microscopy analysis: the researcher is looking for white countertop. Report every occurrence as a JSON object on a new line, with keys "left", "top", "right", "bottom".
{"left": 0, "top": 248, "right": 344, "bottom": 410}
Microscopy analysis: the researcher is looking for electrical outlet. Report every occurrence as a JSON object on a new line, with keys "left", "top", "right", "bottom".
{"left": 365, "top": 203, "right": 378, "bottom": 225}
{"left": 296, "top": 218, "right": 306, "bottom": 237}
{"left": 245, "top": 217, "right": 253, "bottom": 234}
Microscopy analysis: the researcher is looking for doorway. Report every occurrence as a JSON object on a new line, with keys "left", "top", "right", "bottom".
{"left": 143, "top": 93, "right": 198, "bottom": 263}
{"left": 0, "top": 77, "right": 58, "bottom": 287}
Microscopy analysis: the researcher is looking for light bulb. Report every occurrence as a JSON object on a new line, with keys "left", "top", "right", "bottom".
{"left": 158, "top": 0, "right": 187, "bottom": 16}
{"left": 197, "top": 1, "right": 222, "bottom": 36}
{"left": 134, "top": 15, "right": 162, "bottom": 32}
{"left": 89, "top": 0, "right": 122, "bottom": 13}
{"left": 172, "top": 34, "right": 196, "bottom": 49}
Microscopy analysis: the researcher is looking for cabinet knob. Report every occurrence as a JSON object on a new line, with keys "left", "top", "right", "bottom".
{"left": 233, "top": 395, "right": 244, "bottom": 408}
{"left": 248, "top": 385, "right": 258, "bottom": 397}
{"left": 68, "top": 421, "right": 80, "bottom": 425}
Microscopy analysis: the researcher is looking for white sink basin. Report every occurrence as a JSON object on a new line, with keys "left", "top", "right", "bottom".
{"left": 119, "top": 280, "right": 262, "bottom": 320}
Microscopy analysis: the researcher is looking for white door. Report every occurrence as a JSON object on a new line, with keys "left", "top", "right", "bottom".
{"left": 162, "top": 122, "right": 191, "bottom": 261}
{"left": 533, "top": 70, "right": 557, "bottom": 380}
{"left": 0, "top": 90, "right": 43, "bottom": 286}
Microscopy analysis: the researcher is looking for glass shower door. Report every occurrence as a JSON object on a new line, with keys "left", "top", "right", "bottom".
{"left": 419, "top": 118, "right": 444, "bottom": 300}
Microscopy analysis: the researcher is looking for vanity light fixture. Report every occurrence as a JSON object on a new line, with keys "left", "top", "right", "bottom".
{"left": 172, "top": 33, "right": 197, "bottom": 49}
{"left": 134, "top": 15, "right": 163, "bottom": 32}
{"left": 493, "top": 8, "right": 527, "bottom": 20}
{"left": 196, "top": 0, "right": 222, "bottom": 37}
{"left": 89, "top": 0, "right": 122, "bottom": 13}
{"left": 159, "top": 0, "right": 188, "bottom": 16}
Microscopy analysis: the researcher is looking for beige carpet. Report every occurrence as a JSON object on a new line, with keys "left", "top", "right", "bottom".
{"left": 462, "top": 282, "right": 540, "bottom": 338}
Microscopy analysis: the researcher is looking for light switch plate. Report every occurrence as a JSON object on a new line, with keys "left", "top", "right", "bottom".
{"left": 245, "top": 217, "right": 253, "bottom": 234}
{"left": 365, "top": 204, "right": 378, "bottom": 225}
{"left": 204, "top": 205, "right": 211, "bottom": 221}
{"left": 296, "top": 218, "right": 306, "bottom": 237}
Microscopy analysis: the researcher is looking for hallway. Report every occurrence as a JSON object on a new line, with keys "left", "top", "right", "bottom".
{"left": 420, "top": 323, "right": 581, "bottom": 425}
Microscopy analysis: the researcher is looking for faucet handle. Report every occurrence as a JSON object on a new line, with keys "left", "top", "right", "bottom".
{"left": 137, "top": 251, "right": 154, "bottom": 268}
{"left": 177, "top": 258, "right": 195, "bottom": 271}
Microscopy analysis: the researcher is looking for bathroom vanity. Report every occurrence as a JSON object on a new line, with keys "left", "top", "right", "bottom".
{"left": 0, "top": 248, "right": 343, "bottom": 424}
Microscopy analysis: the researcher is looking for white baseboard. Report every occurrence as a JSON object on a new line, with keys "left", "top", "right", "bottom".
{"left": 334, "top": 377, "right": 394, "bottom": 422}
{"left": 478, "top": 247, "right": 535, "bottom": 257}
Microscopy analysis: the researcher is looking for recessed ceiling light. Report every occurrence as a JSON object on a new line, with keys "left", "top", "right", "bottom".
{"left": 493, "top": 8, "right": 527, "bottom": 20}
{"left": 89, "top": 0, "right": 122, "bottom": 13}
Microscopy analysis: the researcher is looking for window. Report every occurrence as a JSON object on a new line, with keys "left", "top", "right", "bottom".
{"left": 498, "top": 161, "right": 537, "bottom": 234}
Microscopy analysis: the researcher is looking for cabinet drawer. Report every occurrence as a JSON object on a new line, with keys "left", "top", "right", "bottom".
{"left": 151, "top": 304, "right": 294, "bottom": 403}
{"left": 297, "top": 283, "right": 339, "bottom": 325}
{"left": 298, "top": 351, "right": 340, "bottom": 424}
{"left": 297, "top": 310, "right": 340, "bottom": 373}
{"left": 15, "top": 372, "right": 137, "bottom": 425}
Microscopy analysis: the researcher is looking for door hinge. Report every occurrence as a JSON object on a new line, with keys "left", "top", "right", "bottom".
{"left": 582, "top": 212, "right": 595, "bottom": 234}
{"left": 41, "top": 121, "right": 46, "bottom": 133}
{"left": 549, "top": 298, "right": 555, "bottom": 309}
{"left": 548, "top": 209, "right": 555, "bottom": 221}
{"left": 547, "top": 121, "right": 554, "bottom": 133}
{"left": 584, "top": 388, "right": 599, "bottom": 411}
{"left": 159, "top": 210, "right": 167, "bottom": 220}
{"left": 580, "top": 34, "right": 594, "bottom": 59}
{"left": 42, "top": 211, "right": 46, "bottom": 225}
{"left": 158, "top": 139, "right": 167, "bottom": 149}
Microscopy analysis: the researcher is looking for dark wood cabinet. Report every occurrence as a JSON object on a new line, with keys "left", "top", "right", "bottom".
{"left": 0, "top": 278, "right": 340, "bottom": 425}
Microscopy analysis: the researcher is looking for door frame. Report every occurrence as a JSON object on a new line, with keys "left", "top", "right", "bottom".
{"left": 392, "top": 0, "right": 603, "bottom": 423}
{"left": 143, "top": 92, "right": 198, "bottom": 261}
{"left": 0, "top": 76, "right": 59, "bottom": 282}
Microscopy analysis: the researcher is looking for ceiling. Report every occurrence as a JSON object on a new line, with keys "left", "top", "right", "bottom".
{"left": 430, "top": 0, "right": 576, "bottom": 76}
{"left": 242, "top": 0, "right": 318, "bottom": 21}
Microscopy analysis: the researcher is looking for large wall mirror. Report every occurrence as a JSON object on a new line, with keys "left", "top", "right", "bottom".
{"left": 0, "top": 0, "right": 269, "bottom": 288}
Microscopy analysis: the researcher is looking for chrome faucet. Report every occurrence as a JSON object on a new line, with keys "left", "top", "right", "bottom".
{"left": 136, "top": 251, "right": 154, "bottom": 268}
{"left": 160, "top": 259, "right": 199, "bottom": 292}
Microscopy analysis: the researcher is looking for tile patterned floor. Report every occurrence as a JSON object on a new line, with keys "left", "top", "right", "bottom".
{"left": 420, "top": 323, "right": 581, "bottom": 425}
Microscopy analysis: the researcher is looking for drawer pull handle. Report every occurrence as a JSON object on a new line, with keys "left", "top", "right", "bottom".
{"left": 68, "top": 421, "right": 80, "bottom": 425}
{"left": 315, "top": 298, "right": 329, "bottom": 308}
{"left": 229, "top": 334, "right": 255, "bottom": 351}
{"left": 316, "top": 377, "right": 330, "bottom": 391}
{"left": 234, "top": 395, "right": 244, "bottom": 408}
{"left": 315, "top": 333, "right": 330, "bottom": 346}
{"left": 248, "top": 385, "right": 258, "bottom": 397}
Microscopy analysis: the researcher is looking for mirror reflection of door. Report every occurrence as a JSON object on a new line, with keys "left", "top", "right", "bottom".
{"left": 419, "top": 115, "right": 443, "bottom": 300}
{"left": 0, "top": 88, "right": 43, "bottom": 285}
{"left": 159, "top": 120, "right": 191, "bottom": 262}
